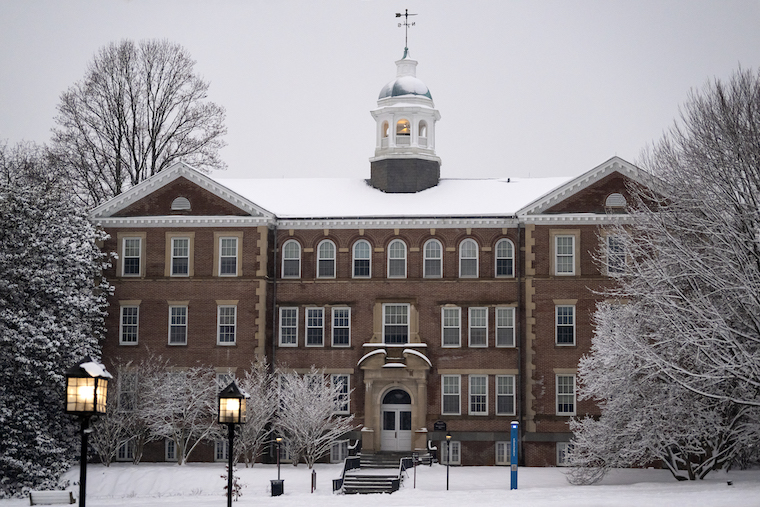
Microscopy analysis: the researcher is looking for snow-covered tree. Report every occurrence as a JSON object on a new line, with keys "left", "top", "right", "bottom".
{"left": 0, "top": 142, "right": 111, "bottom": 496}
{"left": 141, "top": 365, "right": 221, "bottom": 465}
{"left": 234, "top": 360, "right": 276, "bottom": 467}
{"left": 275, "top": 366, "right": 355, "bottom": 469}
{"left": 90, "top": 369, "right": 132, "bottom": 467}
{"left": 52, "top": 39, "right": 227, "bottom": 206}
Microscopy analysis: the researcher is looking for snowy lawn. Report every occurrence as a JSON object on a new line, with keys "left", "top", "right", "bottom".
{"left": 2, "top": 463, "right": 759, "bottom": 507}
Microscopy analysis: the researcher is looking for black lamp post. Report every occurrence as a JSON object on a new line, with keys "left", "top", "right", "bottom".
{"left": 271, "top": 437, "right": 284, "bottom": 496}
{"left": 65, "top": 357, "right": 111, "bottom": 507}
{"left": 276, "top": 437, "right": 283, "bottom": 480}
{"left": 445, "top": 432, "right": 452, "bottom": 491}
{"left": 218, "top": 381, "right": 246, "bottom": 507}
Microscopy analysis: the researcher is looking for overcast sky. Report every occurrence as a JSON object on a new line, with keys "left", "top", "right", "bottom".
{"left": 2, "top": 1, "right": 760, "bottom": 180}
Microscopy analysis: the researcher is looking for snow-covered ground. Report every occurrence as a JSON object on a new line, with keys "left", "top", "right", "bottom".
{"left": 3, "top": 463, "right": 760, "bottom": 507}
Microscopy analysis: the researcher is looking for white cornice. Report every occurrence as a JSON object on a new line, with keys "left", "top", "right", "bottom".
{"left": 518, "top": 213, "right": 634, "bottom": 225}
{"left": 93, "top": 216, "right": 273, "bottom": 228}
{"left": 275, "top": 217, "right": 520, "bottom": 230}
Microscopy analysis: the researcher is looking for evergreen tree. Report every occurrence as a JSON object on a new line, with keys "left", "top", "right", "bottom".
{"left": 0, "top": 142, "right": 111, "bottom": 497}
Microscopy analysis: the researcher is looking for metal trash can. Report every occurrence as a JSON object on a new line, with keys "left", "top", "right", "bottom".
{"left": 270, "top": 479, "right": 284, "bottom": 496}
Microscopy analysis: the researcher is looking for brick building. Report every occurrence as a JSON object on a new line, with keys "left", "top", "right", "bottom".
{"left": 92, "top": 50, "right": 646, "bottom": 466}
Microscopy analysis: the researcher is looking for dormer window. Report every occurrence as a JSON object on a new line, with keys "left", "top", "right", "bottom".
{"left": 171, "top": 197, "right": 191, "bottom": 211}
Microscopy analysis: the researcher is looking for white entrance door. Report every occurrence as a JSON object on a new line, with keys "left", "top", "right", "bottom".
{"left": 381, "top": 404, "right": 412, "bottom": 451}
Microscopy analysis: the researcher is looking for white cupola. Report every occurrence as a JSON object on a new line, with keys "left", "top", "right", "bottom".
{"left": 369, "top": 50, "right": 441, "bottom": 193}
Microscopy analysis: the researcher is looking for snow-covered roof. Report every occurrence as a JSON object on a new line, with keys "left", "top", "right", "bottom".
{"left": 212, "top": 176, "right": 571, "bottom": 219}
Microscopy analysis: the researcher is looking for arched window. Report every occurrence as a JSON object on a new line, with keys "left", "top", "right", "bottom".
{"left": 317, "top": 240, "right": 336, "bottom": 278}
{"left": 171, "top": 197, "right": 191, "bottom": 211}
{"left": 495, "top": 239, "right": 514, "bottom": 277}
{"left": 423, "top": 239, "right": 442, "bottom": 278}
{"left": 418, "top": 121, "right": 427, "bottom": 138}
{"left": 381, "top": 121, "right": 389, "bottom": 138}
{"left": 387, "top": 239, "right": 407, "bottom": 278}
{"left": 353, "top": 240, "right": 371, "bottom": 278}
{"left": 459, "top": 239, "right": 479, "bottom": 278}
{"left": 605, "top": 193, "right": 627, "bottom": 208}
{"left": 396, "top": 119, "right": 411, "bottom": 136}
{"left": 282, "top": 240, "right": 301, "bottom": 278}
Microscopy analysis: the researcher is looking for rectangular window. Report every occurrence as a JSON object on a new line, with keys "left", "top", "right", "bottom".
{"left": 122, "top": 237, "right": 141, "bottom": 276}
{"left": 332, "top": 374, "right": 350, "bottom": 414}
{"left": 119, "top": 306, "right": 139, "bottom": 345}
{"left": 556, "top": 305, "right": 575, "bottom": 345}
{"left": 557, "top": 442, "right": 573, "bottom": 466}
{"left": 306, "top": 308, "right": 324, "bottom": 346}
{"left": 217, "top": 306, "right": 236, "bottom": 345}
{"left": 330, "top": 440, "right": 349, "bottom": 463}
{"left": 442, "top": 307, "right": 461, "bottom": 347}
{"left": 442, "top": 374, "right": 461, "bottom": 415}
{"left": 383, "top": 303, "right": 409, "bottom": 344}
{"left": 495, "top": 441, "right": 511, "bottom": 466}
{"left": 496, "top": 307, "right": 515, "bottom": 347}
{"left": 116, "top": 441, "right": 134, "bottom": 462}
{"left": 441, "top": 440, "right": 461, "bottom": 465}
{"left": 219, "top": 237, "right": 238, "bottom": 276}
{"left": 469, "top": 375, "right": 488, "bottom": 415}
{"left": 165, "top": 439, "right": 177, "bottom": 462}
{"left": 555, "top": 235, "right": 575, "bottom": 275}
{"left": 171, "top": 238, "right": 189, "bottom": 276}
{"left": 279, "top": 307, "right": 298, "bottom": 346}
{"left": 556, "top": 375, "right": 576, "bottom": 416}
{"left": 496, "top": 375, "right": 515, "bottom": 415}
{"left": 606, "top": 235, "right": 625, "bottom": 275}
{"left": 168, "top": 306, "right": 187, "bottom": 345}
{"left": 215, "top": 440, "right": 228, "bottom": 462}
{"left": 468, "top": 307, "right": 488, "bottom": 347}
{"left": 118, "top": 372, "right": 137, "bottom": 413}
{"left": 332, "top": 307, "right": 351, "bottom": 347}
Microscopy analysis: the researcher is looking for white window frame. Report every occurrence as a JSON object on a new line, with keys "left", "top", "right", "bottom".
{"left": 495, "top": 239, "right": 515, "bottom": 278}
{"left": 556, "top": 374, "right": 576, "bottom": 416}
{"left": 282, "top": 240, "right": 301, "bottom": 278}
{"left": 352, "top": 240, "right": 371, "bottom": 278}
{"left": 606, "top": 234, "right": 625, "bottom": 275}
{"left": 496, "top": 375, "right": 515, "bottom": 416}
{"left": 306, "top": 307, "right": 324, "bottom": 347}
{"left": 330, "top": 440, "right": 349, "bottom": 463}
{"left": 441, "top": 307, "right": 461, "bottom": 347}
{"left": 424, "top": 239, "right": 443, "bottom": 278}
{"left": 555, "top": 235, "right": 575, "bottom": 275}
{"left": 168, "top": 305, "right": 187, "bottom": 345}
{"left": 441, "top": 440, "right": 461, "bottom": 465}
{"left": 122, "top": 237, "right": 142, "bottom": 277}
{"left": 279, "top": 307, "right": 298, "bottom": 347}
{"left": 217, "top": 305, "right": 237, "bottom": 345}
{"left": 441, "top": 374, "right": 461, "bottom": 415}
{"left": 215, "top": 439, "right": 229, "bottom": 462}
{"left": 116, "top": 440, "right": 134, "bottom": 462}
{"left": 459, "top": 238, "right": 479, "bottom": 278}
{"left": 119, "top": 305, "right": 139, "bottom": 345}
{"left": 331, "top": 374, "right": 350, "bottom": 414}
{"left": 165, "top": 439, "right": 177, "bottom": 462}
{"left": 496, "top": 307, "right": 515, "bottom": 348}
{"left": 469, "top": 374, "right": 488, "bottom": 415}
{"left": 317, "top": 240, "right": 336, "bottom": 279}
{"left": 387, "top": 239, "right": 407, "bottom": 278}
{"left": 556, "top": 305, "right": 575, "bottom": 346}
{"left": 331, "top": 307, "right": 351, "bottom": 347}
{"left": 219, "top": 237, "right": 238, "bottom": 276}
{"left": 557, "top": 442, "right": 573, "bottom": 466}
{"left": 171, "top": 237, "right": 190, "bottom": 277}
{"left": 468, "top": 307, "right": 488, "bottom": 347}
{"left": 495, "top": 441, "right": 511, "bottom": 466}
{"left": 382, "top": 303, "right": 410, "bottom": 344}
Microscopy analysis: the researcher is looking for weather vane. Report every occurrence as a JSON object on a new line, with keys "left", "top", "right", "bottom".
{"left": 395, "top": 9, "right": 417, "bottom": 53}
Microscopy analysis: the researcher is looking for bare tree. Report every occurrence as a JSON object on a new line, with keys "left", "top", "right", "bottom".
{"left": 90, "top": 369, "right": 132, "bottom": 467}
{"left": 275, "top": 366, "right": 355, "bottom": 469}
{"left": 234, "top": 360, "right": 276, "bottom": 467}
{"left": 52, "top": 39, "right": 227, "bottom": 206}
{"left": 141, "top": 365, "right": 221, "bottom": 465}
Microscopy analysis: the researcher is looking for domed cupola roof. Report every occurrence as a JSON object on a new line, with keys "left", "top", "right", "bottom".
{"left": 377, "top": 50, "right": 433, "bottom": 101}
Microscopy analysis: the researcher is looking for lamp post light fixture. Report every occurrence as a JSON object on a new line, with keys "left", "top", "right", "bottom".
{"left": 271, "top": 437, "right": 285, "bottom": 496}
{"left": 445, "top": 432, "right": 452, "bottom": 491}
{"left": 218, "top": 381, "right": 246, "bottom": 507}
{"left": 65, "top": 357, "right": 112, "bottom": 507}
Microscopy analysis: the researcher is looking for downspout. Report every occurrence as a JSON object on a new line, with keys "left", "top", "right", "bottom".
{"left": 517, "top": 220, "right": 525, "bottom": 466}
{"left": 271, "top": 223, "right": 278, "bottom": 372}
